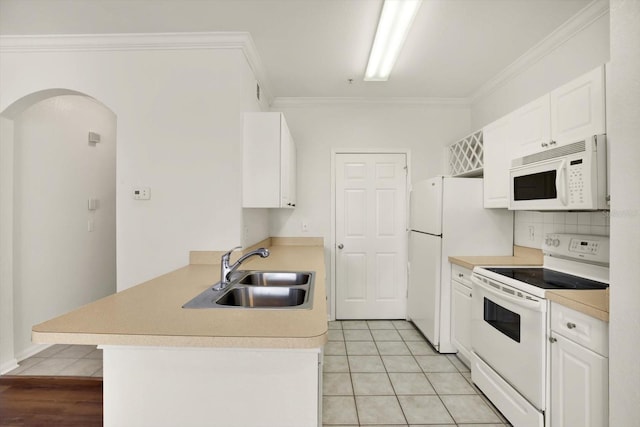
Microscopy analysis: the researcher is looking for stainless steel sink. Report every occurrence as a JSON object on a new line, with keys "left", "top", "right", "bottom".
{"left": 238, "top": 271, "right": 310, "bottom": 286}
{"left": 216, "top": 286, "right": 307, "bottom": 308}
{"left": 182, "top": 270, "right": 314, "bottom": 310}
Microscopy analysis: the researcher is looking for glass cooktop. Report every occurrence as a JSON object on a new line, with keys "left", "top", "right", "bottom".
{"left": 485, "top": 267, "right": 608, "bottom": 290}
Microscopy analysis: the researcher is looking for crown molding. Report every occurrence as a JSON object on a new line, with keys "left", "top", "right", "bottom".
{"left": 271, "top": 96, "right": 471, "bottom": 108}
{"left": 470, "top": 0, "right": 609, "bottom": 103}
{"left": 0, "top": 31, "right": 273, "bottom": 104}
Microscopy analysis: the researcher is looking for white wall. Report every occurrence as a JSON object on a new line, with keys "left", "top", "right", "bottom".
{"left": 471, "top": 8, "right": 610, "bottom": 129}
{"left": 0, "top": 116, "right": 16, "bottom": 372}
{"left": 12, "top": 95, "right": 116, "bottom": 359}
{"left": 239, "top": 55, "right": 271, "bottom": 249}
{"left": 270, "top": 102, "right": 470, "bottom": 237}
{"left": 608, "top": 0, "right": 640, "bottom": 424}
{"left": 0, "top": 41, "right": 258, "bottom": 292}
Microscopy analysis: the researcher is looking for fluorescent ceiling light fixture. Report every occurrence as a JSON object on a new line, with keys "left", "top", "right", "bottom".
{"left": 365, "top": 0, "right": 422, "bottom": 81}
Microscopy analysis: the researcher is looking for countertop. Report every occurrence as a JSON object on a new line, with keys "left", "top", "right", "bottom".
{"left": 449, "top": 245, "right": 609, "bottom": 321}
{"left": 32, "top": 238, "right": 328, "bottom": 349}
{"left": 448, "top": 246, "right": 543, "bottom": 270}
{"left": 547, "top": 288, "right": 609, "bottom": 322}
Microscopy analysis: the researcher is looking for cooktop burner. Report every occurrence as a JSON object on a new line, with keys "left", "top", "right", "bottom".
{"left": 485, "top": 267, "right": 609, "bottom": 291}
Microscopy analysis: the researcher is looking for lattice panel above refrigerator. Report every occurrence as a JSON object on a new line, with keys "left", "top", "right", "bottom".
{"left": 449, "top": 130, "right": 483, "bottom": 176}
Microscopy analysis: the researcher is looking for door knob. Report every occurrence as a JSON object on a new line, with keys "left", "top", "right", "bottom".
{"left": 337, "top": 244, "right": 344, "bottom": 250}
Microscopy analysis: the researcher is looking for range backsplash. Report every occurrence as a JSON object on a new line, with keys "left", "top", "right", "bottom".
{"left": 514, "top": 211, "right": 610, "bottom": 249}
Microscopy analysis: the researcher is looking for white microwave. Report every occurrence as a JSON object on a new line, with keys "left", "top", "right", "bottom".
{"left": 509, "top": 134, "right": 608, "bottom": 211}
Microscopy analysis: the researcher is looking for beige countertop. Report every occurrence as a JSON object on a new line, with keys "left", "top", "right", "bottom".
{"left": 449, "top": 246, "right": 544, "bottom": 270}
{"left": 449, "top": 245, "right": 609, "bottom": 321}
{"left": 32, "top": 238, "right": 328, "bottom": 349}
{"left": 547, "top": 288, "right": 609, "bottom": 322}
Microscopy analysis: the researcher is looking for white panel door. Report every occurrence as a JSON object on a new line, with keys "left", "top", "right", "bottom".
{"left": 335, "top": 153, "right": 408, "bottom": 319}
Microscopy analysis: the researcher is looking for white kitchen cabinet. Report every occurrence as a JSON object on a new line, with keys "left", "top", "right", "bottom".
{"left": 243, "top": 112, "right": 297, "bottom": 208}
{"left": 550, "top": 65, "right": 606, "bottom": 146}
{"left": 549, "top": 302, "right": 608, "bottom": 427}
{"left": 511, "top": 94, "right": 552, "bottom": 158}
{"left": 451, "top": 264, "right": 472, "bottom": 367}
{"left": 482, "top": 114, "right": 513, "bottom": 208}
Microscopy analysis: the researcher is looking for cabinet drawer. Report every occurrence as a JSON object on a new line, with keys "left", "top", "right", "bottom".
{"left": 551, "top": 302, "right": 608, "bottom": 356}
{"left": 451, "top": 264, "right": 473, "bottom": 287}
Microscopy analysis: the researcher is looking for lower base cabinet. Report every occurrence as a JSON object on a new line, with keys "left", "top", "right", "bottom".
{"left": 549, "top": 302, "right": 608, "bottom": 427}
{"left": 451, "top": 265, "right": 472, "bottom": 366}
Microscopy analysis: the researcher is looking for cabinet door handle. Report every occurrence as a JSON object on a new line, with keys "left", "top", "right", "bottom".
{"left": 458, "top": 273, "right": 464, "bottom": 278}
{"left": 337, "top": 244, "right": 344, "bottom": 250}
{"left": 549, "top": 140, "right": 557, "bottom": 146}
{"left": 541, "top": 142, "right": 549, "bottom": 148}
{"left": 549, "top": 337, "right": 557, "bottom": 343}
{"left": 566, "top": 322, "right": 577, "bottom": 329}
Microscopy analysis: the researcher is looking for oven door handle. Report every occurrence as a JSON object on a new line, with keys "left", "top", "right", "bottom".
{"left": 471, "top": 276, "right": 545, "bottom": 312}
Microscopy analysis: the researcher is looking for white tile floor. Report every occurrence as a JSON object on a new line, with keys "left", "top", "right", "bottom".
{"left": 5, "top": 344, "right": 102, "bottom": 377}
{"left": 323, "top": 320, "right": 512, "bottom": 427}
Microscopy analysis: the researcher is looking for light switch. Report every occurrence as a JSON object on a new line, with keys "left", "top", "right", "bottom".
{"left": 88, "top": 198, "right": 99, "bottom": 210}
{"left": 133, "top": 187, "right": 151, "bottom": 200}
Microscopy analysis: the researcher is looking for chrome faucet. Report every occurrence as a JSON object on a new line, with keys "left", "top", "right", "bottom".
{"left": 214, "top": 246, "right": 270, "bottom": 290}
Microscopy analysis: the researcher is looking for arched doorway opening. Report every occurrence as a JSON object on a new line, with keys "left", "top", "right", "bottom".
{"left": 1, "top": 89, "right": 117, "bottom": 372}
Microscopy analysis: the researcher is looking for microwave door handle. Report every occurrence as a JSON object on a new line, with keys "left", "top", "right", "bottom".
{"left": 556, "top": 159, "right": 568, "bottom": 206}
{"left": 471, "top": 276, "right": 545, "bottom": 312}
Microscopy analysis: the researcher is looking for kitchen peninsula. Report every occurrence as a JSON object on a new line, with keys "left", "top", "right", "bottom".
{"left": 32, "top": 238, "right": 328, "bottom": 427}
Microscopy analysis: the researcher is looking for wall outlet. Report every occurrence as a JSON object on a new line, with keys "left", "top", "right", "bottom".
{"left": 133, "top": 187, "right": 151, "bottom": 200}
{"left": 301, "top": 221, "right": 309, "bottom": 232}
{"left": 528, "top": 225, "right": 535, "bottom": 241}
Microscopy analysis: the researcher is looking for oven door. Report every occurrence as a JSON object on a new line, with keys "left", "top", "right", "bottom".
{"left": 471, "top": 275, "right": 547, "bottom": 410}
{"left": 509, "top": 157, "right": 568, "bottom": 210}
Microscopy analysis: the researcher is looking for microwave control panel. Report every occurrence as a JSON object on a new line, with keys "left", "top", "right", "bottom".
{"left": 568, "top": 158, "right": 586, "bottom": 205}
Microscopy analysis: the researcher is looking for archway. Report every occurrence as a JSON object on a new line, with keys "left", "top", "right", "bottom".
{"left": 1, "top": 89, "right": 117, "bottom": 373}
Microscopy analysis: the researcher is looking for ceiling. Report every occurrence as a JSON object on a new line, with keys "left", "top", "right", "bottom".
{"left": 0, "top": 0, "right": 592, "bottom": 99}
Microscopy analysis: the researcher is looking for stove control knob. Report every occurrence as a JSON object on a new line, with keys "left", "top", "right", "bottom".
{"left": 545, "top": 238, "right": 553, "bottom": 246}
{"left": 552, "top": 238, "right": 560, "bottom": 247}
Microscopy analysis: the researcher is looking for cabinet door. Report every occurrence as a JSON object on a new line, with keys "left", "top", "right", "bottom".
{"left": 243, "top": 112, "right": 283, "bottom": 208}
{"left": 482, "top": 114, "right": 513, "bottom": 208}
{"left": 451, "top": 280, "right": 472, "bottom": 365}
{"left": 550, "top": 333, "right": 609, "bottom": 427}
{"left": 288, "top": 133, "right": 296, "bottom": 207}
{"left": 511, "top": 94, "right": 551, "bottom": 158}
{"left": 280, "top": 116, "right": 291, "bottom": 207}
{"left": 550, "top": 66, "right": 605, "bottom": 145}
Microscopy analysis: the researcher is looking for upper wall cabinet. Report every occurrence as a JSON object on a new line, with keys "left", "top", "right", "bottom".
{"left": 483, "top": 114, "right": 513, "bottom": 208}
{"left": 550, "top": 66, "right": 606, "bottom": 145}
{"left": 511, "top": 94, "right": 552, "bottom": 158}
{"left": 483, "top": 65, "right": 606, "bottom": 208}
{"left": 243, "top": 112, "right": 297, "bottom": 208}
{"left": 513, "top": 66, "right": 606, "bottom": 158}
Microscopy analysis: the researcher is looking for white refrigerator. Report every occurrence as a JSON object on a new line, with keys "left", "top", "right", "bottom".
{"left": 408, "top": 176, "right": 513, "bottom": 353}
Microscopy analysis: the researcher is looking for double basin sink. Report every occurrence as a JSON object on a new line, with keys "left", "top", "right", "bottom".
{"left": 182, "top": 271, "right": 314, "bottom": 310}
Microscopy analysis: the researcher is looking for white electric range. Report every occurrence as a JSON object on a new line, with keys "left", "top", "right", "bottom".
{"left": 469, "top": 233, "right": 609, "bottom": 427}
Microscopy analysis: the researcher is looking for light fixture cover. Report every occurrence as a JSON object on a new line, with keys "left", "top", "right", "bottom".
{"left": 365, "top": 0, "right": 422, "bottom": 81}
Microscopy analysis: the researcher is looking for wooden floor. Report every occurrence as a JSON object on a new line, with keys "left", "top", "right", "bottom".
{"left": 0, "top": 376, "right": 102, "bottom": 427}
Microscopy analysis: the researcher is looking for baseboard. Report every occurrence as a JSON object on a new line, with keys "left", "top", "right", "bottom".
{"left": 0, "top": 358, "right": 19, "bottom": 375}
{"left": 15, "top": 342, "right": 51, "bottom": 362}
